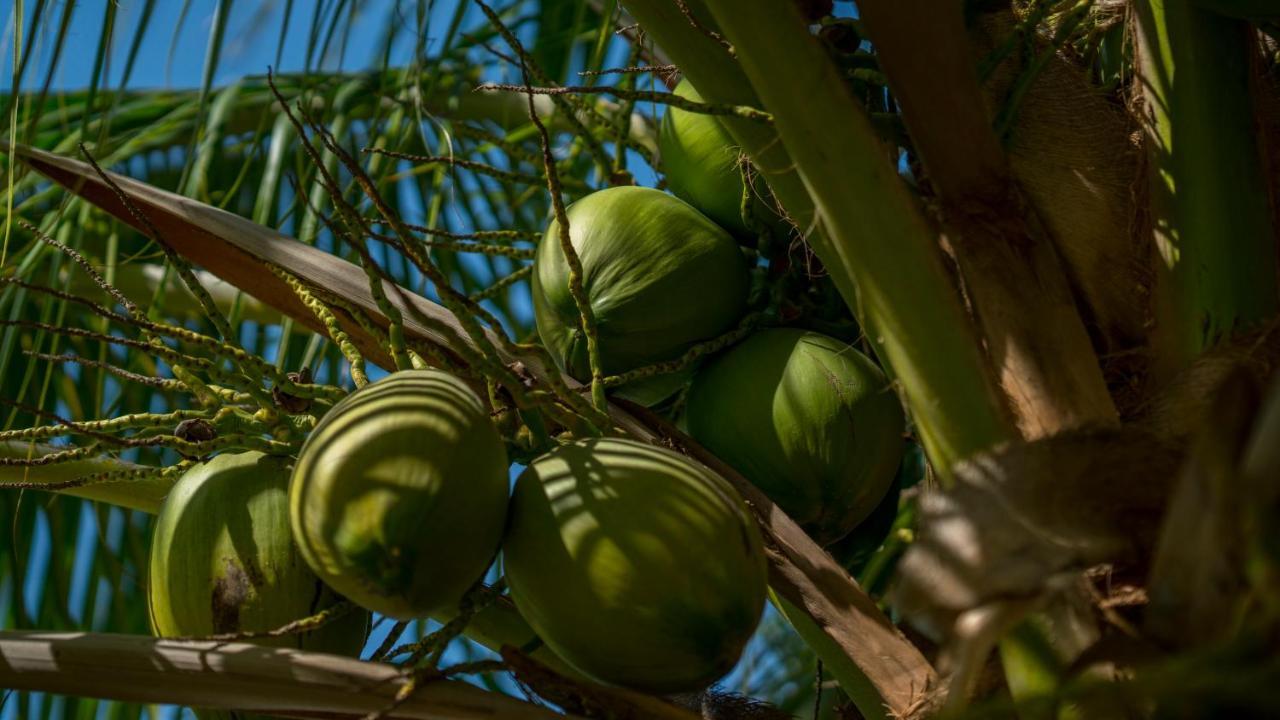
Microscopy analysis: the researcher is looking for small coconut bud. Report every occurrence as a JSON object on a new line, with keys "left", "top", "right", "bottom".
{"left": 174, "top": 418, "right": 217, "bottom": 460}
{"left": 174, "top": 418, "right": 216, "bottom": 443}
{"left": 272, "top": 367, "right": 313, "bottom": 414}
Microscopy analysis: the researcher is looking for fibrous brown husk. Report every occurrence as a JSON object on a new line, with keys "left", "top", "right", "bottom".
{"left": 971, "top": 6, "right": 1151, "bottom": 353}
{"left": 892, "top": 427, "right": 1181, "bottom": 641}
{"left": 894, "top": 329, "right": 1280, "bottom": 631}
{"left": 1131, "top": 320, "right": 1280, "bottom": 438}
{"left": 1144, "top": 369, "right": 1260, "bottom": 650}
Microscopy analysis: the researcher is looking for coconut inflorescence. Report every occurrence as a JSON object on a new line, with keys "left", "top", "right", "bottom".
{"left": 503, "top": 437, "right": 768, "bottom": 693}
{"left": 533, "top": 185, "right": 750, "bottom": 404}
{"left": 148, "top": 451, "right": 369, "bottom": 654}
{"left": 685, "top": 328, "right": 905, "bottom": 546}
{"left": 143, "top": 108, "right": 902, "bottom": 698}
{"left": 290, "top": 369, "right": 510, "bottom": 620}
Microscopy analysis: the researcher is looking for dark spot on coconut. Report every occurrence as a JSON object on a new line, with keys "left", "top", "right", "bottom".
{"left": 211, "top": 560, "right": 251, "bottom": 634}
{"left": 240, "top": 553, "right": 267, "bottom": 590}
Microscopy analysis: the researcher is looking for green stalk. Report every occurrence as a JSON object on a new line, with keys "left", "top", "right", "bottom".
{"left": 1135, "top": 0, "right": 1278, "bottom": 380}
{"left": 623, "top": 0, "right": 1014, "bottom": 472}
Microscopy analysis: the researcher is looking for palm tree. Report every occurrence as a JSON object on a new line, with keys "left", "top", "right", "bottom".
{"left": 3, "top": 1, "right": 1279, "bottom": 718}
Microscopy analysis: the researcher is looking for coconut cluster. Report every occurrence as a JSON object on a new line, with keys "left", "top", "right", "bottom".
{"left": 144, "top": 78, "right": 905, "bottom": 698}
{"left": 532, "top": 77, "right": 907, "bottom": 551}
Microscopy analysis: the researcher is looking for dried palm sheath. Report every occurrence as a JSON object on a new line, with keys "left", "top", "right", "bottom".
{"left": 972, "top": 7, "right": 1151, "bottom": 354}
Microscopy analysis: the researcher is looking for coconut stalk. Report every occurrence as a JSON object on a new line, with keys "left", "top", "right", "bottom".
{"left": 621, "top": 0, "right": 1015, "bottom": 473}
{"left": 0, "top": 630, "right": 568, "bottom": 720}
{"left": 856, "top": 0, "right": 1117, "bottom": 438}
{"left": 2, "top": 141, "right": 937, "bottom": 718}
{"left": 1134, "top": 0, "right": 1279, "bottom": 381}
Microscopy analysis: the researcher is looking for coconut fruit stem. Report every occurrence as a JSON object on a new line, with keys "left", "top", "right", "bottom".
{"left": 519, "top": 58, "right": 610, "bottom": 414}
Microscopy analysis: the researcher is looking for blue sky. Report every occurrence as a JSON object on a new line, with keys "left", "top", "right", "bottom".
{"left": 4, "top": 1, "right": 441, "bottom": 90}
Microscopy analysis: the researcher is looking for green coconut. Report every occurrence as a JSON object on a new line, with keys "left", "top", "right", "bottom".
{"left": 503, "top": 437, "right": 767, "bottom": 693}
{"left": 148, "top": 451, "right": 368, "bottom": 654}
{"left": 827, "top": 473, "right": 902, "bottom": 576}
{"left": 290, "top": 369, "right": 510, "bottom": 620}
{"left": 532, "top": 186, "right": 750, "bottom": 405}
{"left": 660, "top": 79, "right": 753, "bottom": 237}
{"left": 685, "top": 328, "right": 905, "bottom": 545}
{"left": 831, "top": 441, "right": 925, "bottom": 574}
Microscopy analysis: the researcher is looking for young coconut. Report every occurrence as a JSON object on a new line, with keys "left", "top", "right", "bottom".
{"left": 659, "top": 79, "right": 781, "bottom": 239}
{"left": 290, "top": 369, "right": 509, "bottom": 620}
{"left": 148, "top": 451, "right": 369, "bottom": 654}
{"left": 830, "top": 441, "right": 923, "bottom": 574}
{"left": 532, "top": 186, "right": 750, "bottom": 405}
{"left": 503, "top": 437, "right": 767, "bottom": 693}
{"left": 827, "top": 472, "right": 902, "bottom": 576}
{"left": 685, "top": 328, "right": 905, "bottom": 545}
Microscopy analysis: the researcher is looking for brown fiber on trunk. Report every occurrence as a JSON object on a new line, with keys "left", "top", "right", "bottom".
{"left": 893, "top": 427, "right": 1182, "bottom": 639}
{"left": 971, "top": 7, "right": 1152, "bottom": 355}
{"left": 859, "top": 0, "right": 1118, "bottom": 439}
{"left": 1131, "top": 319, "right": 1280, "bottom": 438}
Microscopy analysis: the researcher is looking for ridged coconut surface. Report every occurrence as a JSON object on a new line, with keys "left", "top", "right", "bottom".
{"left": 532, "top": 186, "right": 749, "bottom": 404}
{"left": 290, "top": 369, "right": 509, "bottom": 620}
{"left": 148, "top": 451, "right": 368, "bottom": 654}
{"left": 686, "top": 329, "right": 905, "bottom": 545}
{"left": 504, "top": 437, "right": 767, "bottom": 693}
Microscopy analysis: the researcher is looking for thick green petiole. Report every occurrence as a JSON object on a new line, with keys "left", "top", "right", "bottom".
{"left": 623, "top": 0, "right": 1015, "bottom": 476}
{"left": 1136, "top": 0, "right": 1278, "bottom": 380}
